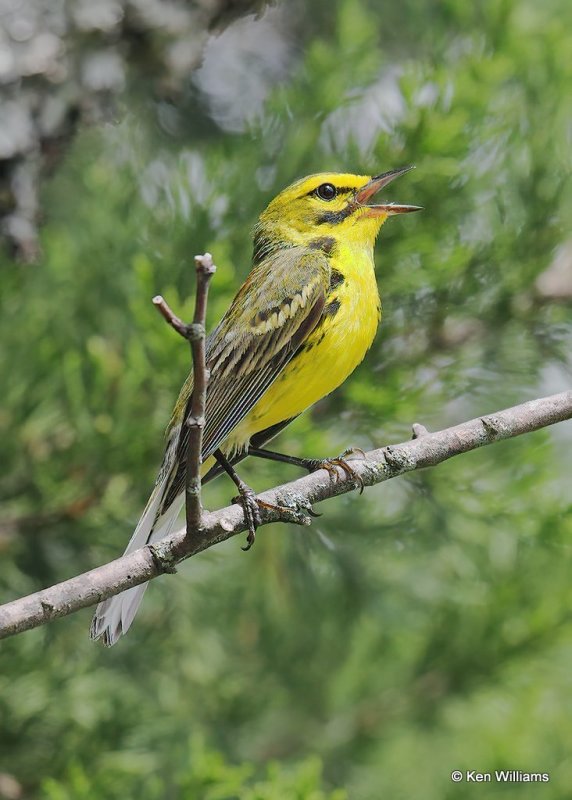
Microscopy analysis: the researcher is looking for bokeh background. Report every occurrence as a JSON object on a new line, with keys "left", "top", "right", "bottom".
{"left": 1, "top": 0, "right": 572, "bottom": 797}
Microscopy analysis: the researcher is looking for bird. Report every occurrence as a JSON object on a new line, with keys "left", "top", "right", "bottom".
{"left": 90, "top": 166, "right": 421, "bottom": 645}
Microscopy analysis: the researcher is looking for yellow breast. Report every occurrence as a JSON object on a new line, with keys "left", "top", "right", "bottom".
{"left": 223, "top": 241, "right": 381, "bottom": 454}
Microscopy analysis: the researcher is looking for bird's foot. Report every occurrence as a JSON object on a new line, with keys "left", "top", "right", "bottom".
{"left": 232, "top": 484, "right": 260, "bottom": 551}
{"left": 303, "top": 447, "right": 366, "bottom": 494}
{"left": 232, "top": 485, "right": 297, "bottom": 551}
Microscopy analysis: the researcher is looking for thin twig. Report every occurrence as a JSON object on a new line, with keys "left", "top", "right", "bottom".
{"left": 152, "top": 253, "right": 216, "bottom": 534}
{"left": 185, "top": 253, "right": 216, "bottom": 532}
{"left": 0, "top": 390, "right": 571, "bottom": 639}
{"left": 151, "top": 296, "right": 190, "bottom": 338}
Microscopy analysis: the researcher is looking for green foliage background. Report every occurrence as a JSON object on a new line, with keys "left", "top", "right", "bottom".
{"left": 1, "top": 0, "right": 572, "bottom": 797}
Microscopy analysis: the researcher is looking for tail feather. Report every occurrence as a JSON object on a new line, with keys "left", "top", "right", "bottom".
{"left": 90, "top": 481, "right": 183, "bottom": 646}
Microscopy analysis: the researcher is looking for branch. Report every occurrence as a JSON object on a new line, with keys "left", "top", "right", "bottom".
{"left": 1, "top": 390, "right": 571, "bottom": 639}
{"left": 152, "top": 253, "right": 216, "bottom": 532}
{"left": 186, "top": 254, "right": 215, "bottom": 529}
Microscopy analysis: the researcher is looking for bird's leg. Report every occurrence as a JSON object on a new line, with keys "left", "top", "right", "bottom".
{"left": 247, "top": 446, "right": 366, "bottom": 494}
{"left": 214, "top": 449, "right": 260, "bottom": 550}
{"left": 213, "top": 449, "right": 295, "bottom": 550}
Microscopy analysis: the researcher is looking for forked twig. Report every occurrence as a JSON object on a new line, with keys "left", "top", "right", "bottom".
{"left": 152, "top": 252, "right": 216, "bottom": 533}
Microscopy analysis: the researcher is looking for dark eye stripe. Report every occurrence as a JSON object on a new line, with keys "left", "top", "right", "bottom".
{"left": 316, "top": 206, "right": 355, "bottom": 225}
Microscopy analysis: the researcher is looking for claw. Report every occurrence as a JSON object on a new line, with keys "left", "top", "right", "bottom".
{"left": 233, "top": 489, "right": 299, "bottom": 549}
{"left": 333, "top": 458, "right": 356, "bottom": 481}
{"left": 337, "top": 447, "right": 366, "bottom": 494}
{"left": 323, "top": 461, "right": 341, "bottom": 481}
{"left": 333, "top": 458, "right": 365, "bottom": 495}
{"left": 287, "top": 496, "right": 322, "bottom": 522}
{"left": 259, "top": 497, "right": 313, "bottom": 526}
{"left": 306, "top": 449, "right": 366, "bottom": 495}
{"left": 339, "top": 446, "right": 367, "bottom": 459}
{"left": 232, "top": 487, "right": 261, "bottom": 550}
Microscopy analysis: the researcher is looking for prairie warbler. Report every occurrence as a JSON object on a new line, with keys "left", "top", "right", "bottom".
{"left": 91, "top": 166, "right": 420, "bottom": 645}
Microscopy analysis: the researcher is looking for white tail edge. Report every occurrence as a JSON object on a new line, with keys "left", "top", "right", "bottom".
{"left": 90, "top": 480, "right": 183, "bottom": 647}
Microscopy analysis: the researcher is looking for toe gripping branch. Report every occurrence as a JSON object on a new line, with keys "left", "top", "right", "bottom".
{"left": 248, "top": 445, "right": 366, "bottom": 495}
{"left": 214, "top": 448, "right": 327, "bottom": 550}
{"left": 214, "top": 449, "right": 295, "bottom": 550}
{"left": 231, "top": 444, "right": 368, "bottom": 547}
{"left": 303, "top": 447, "right": 366, "bottom": 495}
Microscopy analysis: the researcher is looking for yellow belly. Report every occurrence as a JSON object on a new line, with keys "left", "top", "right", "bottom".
{"left": 222, "top": 246, "right": 381, "bottom": 455}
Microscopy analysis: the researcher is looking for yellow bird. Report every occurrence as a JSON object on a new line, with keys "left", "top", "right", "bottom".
{"left": 91, "top": 166, "right": 420, "bottom": 645}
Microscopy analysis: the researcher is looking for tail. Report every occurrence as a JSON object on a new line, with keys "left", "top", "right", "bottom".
{"left": 90, "top": 479, "right": 184, "bottom": 647}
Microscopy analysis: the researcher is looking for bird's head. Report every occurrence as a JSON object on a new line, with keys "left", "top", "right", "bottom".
{"left": 253, "top": 167, "right": 421, "bottom": 261}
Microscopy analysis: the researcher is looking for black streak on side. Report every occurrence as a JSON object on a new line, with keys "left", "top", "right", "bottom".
{"left": 324, "top": 298, "right": 341, "bottom": 317}
{"left": 329, "top": 269, "right": 344, "bottom": 290}
{"left": 309, "top": 236, "right": 336, "bottom": 255}
{"left": 298, "top": 329, "right": 326, "bottom": 354}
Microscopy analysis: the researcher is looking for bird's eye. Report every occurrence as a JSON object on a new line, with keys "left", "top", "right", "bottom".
{"left": 315, "top": 183, "right": 337, "bottom": 201}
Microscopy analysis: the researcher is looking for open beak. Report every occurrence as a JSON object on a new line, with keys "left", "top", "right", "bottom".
{"left": 355, "top": 165, "right": 422, "bottom": 216}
